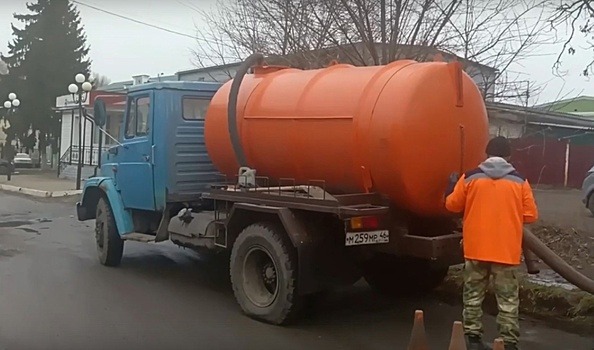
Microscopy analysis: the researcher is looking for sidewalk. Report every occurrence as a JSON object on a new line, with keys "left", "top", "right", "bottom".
{"left": 0, "top": 169, "right": 81, "bottom": 198}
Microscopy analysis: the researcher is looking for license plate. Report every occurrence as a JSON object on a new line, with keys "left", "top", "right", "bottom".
{"left": 345, "top": 230, "right": 389, "bottom": 246}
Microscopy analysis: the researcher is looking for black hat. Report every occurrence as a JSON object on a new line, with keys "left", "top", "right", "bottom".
{"left": 486, "top": 136, "right": 511, "bottom": 158}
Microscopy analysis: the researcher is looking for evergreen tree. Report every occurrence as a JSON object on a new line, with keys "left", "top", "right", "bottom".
{"left": 1, "top": 0, "right": 91, "bottom": 161}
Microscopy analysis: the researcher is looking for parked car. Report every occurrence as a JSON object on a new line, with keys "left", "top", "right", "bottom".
{"left": 581, "top": 165, "right": 594, "bottom": 215}
{"left": 13, "top": 153, "right": 33, "bottom": 168}
{"left": 0, "top": 158, "right": 11, "bottom": 175}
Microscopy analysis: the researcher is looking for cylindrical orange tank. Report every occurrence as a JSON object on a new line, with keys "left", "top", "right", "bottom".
{"left": 204, "top": 60, "right": 489, "bottom": 217}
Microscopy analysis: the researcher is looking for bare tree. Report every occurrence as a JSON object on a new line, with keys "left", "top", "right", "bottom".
{"left": 445, "top": 0, "right": 555, "bottom": 104}
{"left": 92, "top": 73, "right": 111, "bottom": 89}
{"left": 549, "top": 0, "right": 594, "bottom": 77}
{"left": 191, "top": 0, "right": 556, "bottom": 104}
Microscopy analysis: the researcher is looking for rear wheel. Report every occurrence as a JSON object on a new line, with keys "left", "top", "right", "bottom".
{"left": 362, "top": 254, "right": 448, "bottom": 296}
{"left": 95, "top": 197, "right": 124, "bottom": 267}
{"left": 230, "top": 222, "right": 302, "bottom": 325}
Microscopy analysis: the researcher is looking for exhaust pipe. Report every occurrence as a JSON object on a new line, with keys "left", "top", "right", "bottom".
{"left": 523, "top": 227, "right": 594, "bottom": 294}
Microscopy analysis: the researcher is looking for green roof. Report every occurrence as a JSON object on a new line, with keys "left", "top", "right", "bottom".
{"left": 535, "top": 96, "right": 594, "bottom": 115}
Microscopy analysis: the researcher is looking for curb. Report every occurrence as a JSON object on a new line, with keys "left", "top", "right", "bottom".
{"left": 0, "top": 184, "right": 82, "bottom": 198}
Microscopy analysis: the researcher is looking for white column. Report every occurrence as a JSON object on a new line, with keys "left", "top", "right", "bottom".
{"left": 564, "top": 140, "right": 570, "bottom": 188}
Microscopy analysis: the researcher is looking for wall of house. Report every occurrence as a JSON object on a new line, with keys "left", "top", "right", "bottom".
{"left": 0, "top": 119, "right": 7, "bottom": 146}
{"left": 59, "top": 109, "right": 99, "bottom": 163}
{"left": 488, "top": 119, "right": 524, "bottom": 139}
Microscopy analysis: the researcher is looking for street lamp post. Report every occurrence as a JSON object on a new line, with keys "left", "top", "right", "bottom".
{"left": 2, "top": 92, "right": 20, "bottom": 181}
{"left": 68, "top": 73, "right": 93, "bottom": 190}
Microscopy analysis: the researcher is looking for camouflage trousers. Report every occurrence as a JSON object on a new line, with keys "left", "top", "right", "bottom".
{"left": 463, "top": 259, "right": 520, "bottom": 345}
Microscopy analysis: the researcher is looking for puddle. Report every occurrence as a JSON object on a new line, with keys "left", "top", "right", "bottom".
{"left": 17, "top": 227, "right": 40, "bottom": 235}
{"left": 0, "top": 220, "right": 33, "bottom": 228}
{"left": 0, "top": 248, "right": 20, "bottom": 258}
{"left": 0, "top": 218, "right": 52, "bottom": 229}
{"left": 525, "top": 269, "right": 577, "bottom": 291}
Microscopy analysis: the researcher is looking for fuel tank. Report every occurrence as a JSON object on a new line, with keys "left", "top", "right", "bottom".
{"left": 204, "top": 60, "right": 489, "bottom": 217}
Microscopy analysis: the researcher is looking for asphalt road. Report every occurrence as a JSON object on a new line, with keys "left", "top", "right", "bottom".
{"left": 0, "top": 193, "right": 592, "bottom": 350}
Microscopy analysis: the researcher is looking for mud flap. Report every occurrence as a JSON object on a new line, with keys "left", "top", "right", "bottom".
{"left": 154, "top": 204, "right": 171, "bottom": 243}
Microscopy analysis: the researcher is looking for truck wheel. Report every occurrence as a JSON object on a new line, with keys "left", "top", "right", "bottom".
{"left": 362, "top": 254, "right": 448, "bottom": 296}
{"left": 95, "top": 197, "right": 124, "bottom": 267}
{"left": 230, "top": 222, "right": 301, "bottom": 325}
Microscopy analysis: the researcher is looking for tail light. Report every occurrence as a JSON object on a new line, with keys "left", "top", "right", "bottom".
{"left": 350, "top": 216, "right": 379, "bottom": 230}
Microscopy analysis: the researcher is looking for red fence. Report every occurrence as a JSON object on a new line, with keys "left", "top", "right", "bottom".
{"left": 509, "top": 136, "right": 594, "bottom": 189}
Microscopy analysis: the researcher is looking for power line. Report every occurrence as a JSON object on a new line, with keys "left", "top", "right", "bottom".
{"left": 71, "top": 0, "right": 198, "bottom": 40}
{"left": 175, "top": 0, "right": 203, "bottom": 13}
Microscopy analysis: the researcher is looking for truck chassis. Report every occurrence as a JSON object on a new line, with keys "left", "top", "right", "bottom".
{"left": 82, "top": 177, "right": 463, "bottom": 325}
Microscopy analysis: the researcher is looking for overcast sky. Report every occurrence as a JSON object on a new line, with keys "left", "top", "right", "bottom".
{"left": 0, "top": 0, "right": 592, "bottom": 105}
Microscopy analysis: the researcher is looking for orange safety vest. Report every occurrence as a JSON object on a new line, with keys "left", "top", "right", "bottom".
{"left": 445, "top": 157, "right": 538, "bottom": 265}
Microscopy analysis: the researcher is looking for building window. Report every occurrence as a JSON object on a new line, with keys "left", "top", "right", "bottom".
{"left": 182, "top": 97, "right": 210, "bottom": 120}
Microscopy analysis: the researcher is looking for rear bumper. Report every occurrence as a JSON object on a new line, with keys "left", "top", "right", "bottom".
{"left": 396, "top": 233, "right": 464, "bottom": 265}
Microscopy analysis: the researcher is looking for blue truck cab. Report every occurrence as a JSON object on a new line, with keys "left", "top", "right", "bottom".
{"left": 75, "top": 57, "right": 462, "bottom": 325}
{"left": 77, "top": 81, "right": 222, "bottom": 238}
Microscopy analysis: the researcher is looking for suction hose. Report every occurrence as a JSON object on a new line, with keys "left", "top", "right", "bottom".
{"left": 523, "top": 227, "right": 594, "bottom": 294}
{"left": 227, "top": 53, "right": 265, "bottom": 167}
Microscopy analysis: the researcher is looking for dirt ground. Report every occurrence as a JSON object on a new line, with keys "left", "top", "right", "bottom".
{"left": 530, "top": 189, "right": 594, "bottom": 280}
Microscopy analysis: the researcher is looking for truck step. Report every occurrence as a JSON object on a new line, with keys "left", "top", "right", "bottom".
{"left": 121, "top": 232, "right": 156, "bottom": 243}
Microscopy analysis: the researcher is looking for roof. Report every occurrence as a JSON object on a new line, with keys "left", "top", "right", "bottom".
{"left": 126, "top": 81, "right": 223, "bottom": 93}
{"left": 177, "top": 43, "right": 496, "bottom": 77}
{"left": 101, "top": 74, "right": 179, "bottom": 92}
{"left": 534, "top": 95, "right": 594, "bottom": 109}
{"left": 487, "top": 101, "right": 594, "bottom": 128}
{"left": 177, "top": 62, "right": 241, "bottom": 76}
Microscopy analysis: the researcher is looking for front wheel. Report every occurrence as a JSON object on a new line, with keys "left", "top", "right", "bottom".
{"left": 230, "top": 222, "right": 302, "bottom": 325}
{"left": 95, "top": 197, "right": 124, "bottom": 266}
{"left": 362, "top": 254, "right": 448, "bottom": 296}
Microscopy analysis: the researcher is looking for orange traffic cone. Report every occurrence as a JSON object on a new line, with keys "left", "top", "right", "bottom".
{"left": 493, "top": 338, "right": 505, "bottom": 350}
{"left": 448, "top": 321, "right": 467, "bottom": 350}
{"left": 407, "top": 310, "right": 430, "bottom": 350}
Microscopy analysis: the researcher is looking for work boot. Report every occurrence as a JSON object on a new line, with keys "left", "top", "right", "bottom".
{"left": 504, "top": 342, "right": 519, "bottom": 350}
{"left": 466, "top": 335, "right": 491, "bottom": 350}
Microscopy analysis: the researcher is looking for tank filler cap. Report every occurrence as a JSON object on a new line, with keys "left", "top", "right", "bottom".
{"left": 238, "top": 166, "right": 257, "bottom": 189}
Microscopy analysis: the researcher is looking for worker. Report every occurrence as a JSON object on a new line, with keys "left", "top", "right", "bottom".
{"left": 4, "top": 143, "right": 15, "bottom": 181}
{"left": 444, "top": 136, "right": 538, "bottom": 350}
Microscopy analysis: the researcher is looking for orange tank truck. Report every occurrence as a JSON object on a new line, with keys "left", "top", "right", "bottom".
{"left": 204, "top": 59, "right": 489, "bottom": 217}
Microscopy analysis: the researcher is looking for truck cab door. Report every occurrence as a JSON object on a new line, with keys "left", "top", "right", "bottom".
{"left": 115, "top": 92, "right": 156, "bottom": 211}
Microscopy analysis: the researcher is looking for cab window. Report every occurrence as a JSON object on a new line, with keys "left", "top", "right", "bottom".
{"left": 182, "top": 97, "right": 210, "bottom": 120}
{"left": 125, "top": 96, "right": 151, "bottom": 138}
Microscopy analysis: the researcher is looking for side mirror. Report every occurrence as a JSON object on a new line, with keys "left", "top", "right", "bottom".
{"left": 93, "top": 99, "right": 107, "bottom": 127}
